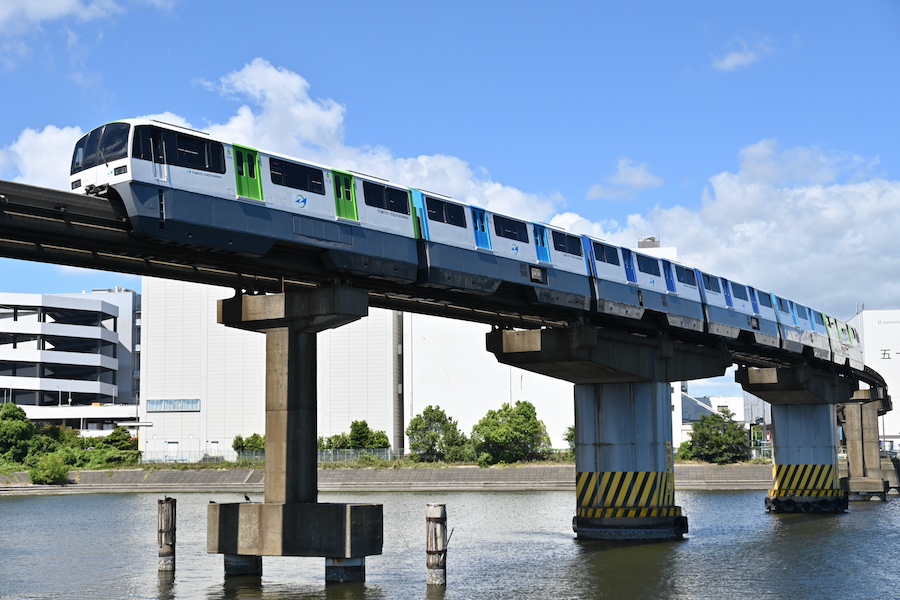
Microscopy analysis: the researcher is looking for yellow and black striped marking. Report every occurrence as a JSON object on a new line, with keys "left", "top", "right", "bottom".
{"left": 576, "top": 471, "right": 676, "bottom": 511}
{"left": 770, "top": 464, "right": 837, "bottom": 496}
{"left": 576, "top": 506, "right": 682, "bottom": 519}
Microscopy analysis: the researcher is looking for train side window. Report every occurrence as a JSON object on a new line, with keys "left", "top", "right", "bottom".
{"left": 425, "top": 197, "right": 467, "bottom": 228}
{"left": 731, "top": 283, "right": 749, "bottom": 301}
{"left": 776, "top": 297, "right": 790, "bottom": 314}
{"left": 702, "top": 273, "right": 722, "bottom": 294}
{"left": 236, "top": 151, "right": 244, "bottom": 177}
{"left": 636, "top": 254, "right": 661, "bottom": 277}
{"left": 132, "top": 126, "right": 165, "bottom": 163}
{"left": 551, "top": 231, "right": 583, "bottom": 256}
{"left": 363, "top": 181, "right": 410, "bottom": 215}
{"left": 813, "top": 312, "right": 825, "bottom": 326}
{"left": 592, "top": 242, "right": 620, "bottom": 266}
{"left": 795, "top": 305, "right": 810, "bottom": 322}
{"left": 674, "top": 266, "right": 696, "bottom": 287}
{"left": 493, "top": 215, "right": 529, "bottom": 243}
{"left": 269, "top": 158, "right": 325, "bottom": 195}
{"left": 758, "top": 293, "right": 773, "bottom": 309}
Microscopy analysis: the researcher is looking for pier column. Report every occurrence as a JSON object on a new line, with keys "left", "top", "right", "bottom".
{"left": 736, "top": 366, "right": 854, "bottom": 513}
{"left": 574, "top": 381, "right": 685, "bottom": 540}
{"left": 208, "top": 288, "right": 383, "bottom": 583}
{"left": 487, "top": 324, "right": 729, "bottom": 540}
{"left": 840, "top": 387, "right": 891, "bottom": 498}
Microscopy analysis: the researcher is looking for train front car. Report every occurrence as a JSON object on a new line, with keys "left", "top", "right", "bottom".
{"left": 71, "top": 120, "right": 419, "bottom": 283}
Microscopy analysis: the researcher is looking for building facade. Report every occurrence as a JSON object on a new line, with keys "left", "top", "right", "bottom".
{"left": 0, "top": 288, "right": 141, "bottom": 436}
{"left": 137, "top": 277, "right": 581, "bottom": 462}
{"left": 849, "top": 310, "right": 900, "bottom": 450}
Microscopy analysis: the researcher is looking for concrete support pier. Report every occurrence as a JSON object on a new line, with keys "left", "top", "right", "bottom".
{"left": 735, "top": 366, "right": 854, "bottom": 513}
{"left": 574, "top": 382, "right": 686, "bottom": 539}
{"left": 840, "top": 388, "right": 891, "bottom": 499}
{"left": 207, "top": 287, "right": 383, "bottom": 582}
{"left": 487, "top": 324, "right": 729, "bottom": 540}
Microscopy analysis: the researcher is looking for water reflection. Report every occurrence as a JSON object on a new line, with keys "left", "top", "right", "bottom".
{"left": 0, "top": 489, "right": 898, "bottom": 599}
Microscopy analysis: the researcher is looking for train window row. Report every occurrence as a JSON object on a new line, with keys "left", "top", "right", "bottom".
{"left": 552, "top": 231, "right": 583, "bottom": 257}
{"left": 426, "top": 197, "right": 467, "bottom": 228}
{"left": 494, "top": 215, "right": 529, "bottom": 243}
{"left": 593, "top": 242, "right": 620, "bottom": 266}
{"left": 269, "top": 158, "right": 325, "bottom": 195}
{"left": 702, "top": 273, "right": 721, "bottom": 294}
{"left": 675, "top": 265, "right": 696, "bottom": 287}
{"left": 363, "top": 181, "right": 410, "bottom": 215}
{"left": 132, "top": 125, "right": 226, "bottom": 174}
{"left": 636, "top": 254, "right": 661, "bottom": 277}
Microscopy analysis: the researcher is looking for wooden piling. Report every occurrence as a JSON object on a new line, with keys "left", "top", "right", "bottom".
{"left": 158, "top": 497, "right": 176, "bottom": 572}
{"left": 426, "top": 503, "right": 447, "bottom": 586}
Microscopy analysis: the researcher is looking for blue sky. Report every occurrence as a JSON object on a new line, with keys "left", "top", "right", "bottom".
{"left": 2, "top": 1, "right": 900, "bottom": 395}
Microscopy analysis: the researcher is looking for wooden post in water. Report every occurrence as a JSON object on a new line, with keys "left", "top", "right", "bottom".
{"left": 158, "top": 497, "right": 176, "bottom": 572}
{"left": 426, "top": 503, "right": 447, "bottom": 586}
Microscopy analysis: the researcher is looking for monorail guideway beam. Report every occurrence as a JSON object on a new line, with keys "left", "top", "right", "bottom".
{"left": 487, "top": 325, "right": 730, "bottom": 540}
{"left": 735, "top": 366, "right": 859, "bottom": 512}
{"left": 207, "top": 287, "right": 382, "bottom": 583}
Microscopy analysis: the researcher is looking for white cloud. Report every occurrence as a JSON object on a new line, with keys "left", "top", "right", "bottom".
{"left": 587, "top": 158, "right": 663, "bottom": 201}
{"left": 0, "top": 125, "right": 84, "bottom": 189}
{"left": 580, "top": 142, "right": 897, "bottom": 318}
{"left": 0, "top": 0, "right": 122, "bottom": 37}
{"left": 712, "top": 37, "right": 773, "bottom": 72}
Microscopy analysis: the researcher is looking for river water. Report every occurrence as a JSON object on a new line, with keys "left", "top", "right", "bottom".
{"left": 0, "top": 489, "right": 897, "bottom": 599}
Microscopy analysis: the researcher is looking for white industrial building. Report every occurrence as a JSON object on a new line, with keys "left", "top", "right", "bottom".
{"left": 137, "top": 277, "right": 579, "bottom": 462}
{"left": 0, "top": 289, "right": 141, "bottom": 436}
{"left": 850, "top": 310, "right": 900, "bottom": 450}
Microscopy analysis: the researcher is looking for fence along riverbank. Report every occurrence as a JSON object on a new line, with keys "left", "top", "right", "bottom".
{"left": 0, "top": 464, "right": 786, "bottom": 494}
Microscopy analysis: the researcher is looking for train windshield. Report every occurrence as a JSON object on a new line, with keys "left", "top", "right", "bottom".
{"left": 71, "top": 122, "right": 131, "bottom": 175}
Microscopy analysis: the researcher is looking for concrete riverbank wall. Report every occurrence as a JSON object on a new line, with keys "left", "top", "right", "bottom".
{"left": 0, "top": 463, "right": 780, "bottom": 495}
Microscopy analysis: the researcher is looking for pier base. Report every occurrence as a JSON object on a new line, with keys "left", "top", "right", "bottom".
{"left": 209, "top": 288, "right": 383, "bottom": 581}
{"left": 224, "top": 554, "right": 262, "bottom": 577}
{"left": 326, "top": 558, "right": 366, "bottom": 584}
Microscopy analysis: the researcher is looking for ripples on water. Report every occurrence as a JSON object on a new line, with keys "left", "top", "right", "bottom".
{"left": 0, "top": 489, "right": 897, "bottom": 599}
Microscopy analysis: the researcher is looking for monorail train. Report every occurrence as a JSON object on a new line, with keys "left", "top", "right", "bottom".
{"left": 69, "top": 118, "right": 864, "bottom": 371}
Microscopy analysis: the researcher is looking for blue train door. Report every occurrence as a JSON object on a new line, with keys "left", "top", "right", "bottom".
{"left": 621, "top": 248, "right": 637, "bottom": 283}
{"left": 533, "top": 225, "right": 551, "bottom": 263}
{"left": 472, "top": 208, "right": 492, "bottom": 250}
{"left": 722, "top": 278, "right": 735, "bottom": 308}
{"left": 661, "top": 260, "right": 677, "bottom": 293}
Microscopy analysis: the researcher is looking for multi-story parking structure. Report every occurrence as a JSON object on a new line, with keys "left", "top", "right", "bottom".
{"left": 0, "top": 288, "right": 141, "bottom": 436}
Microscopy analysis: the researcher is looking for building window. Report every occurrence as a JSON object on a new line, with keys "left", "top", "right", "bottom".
{"left": 146, "top": 399, "right": 200, "bottom": 412}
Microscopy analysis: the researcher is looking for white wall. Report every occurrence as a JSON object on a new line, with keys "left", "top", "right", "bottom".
{"left": 403, "top": 314, "right": 575, "bottom": 448}
{"left": 850, "top": 310, "right": 900, "bottom": 439}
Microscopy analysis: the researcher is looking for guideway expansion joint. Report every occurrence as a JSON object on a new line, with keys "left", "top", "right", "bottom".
{"left": 208, "top": 287, "right": 382, "bottom": 583}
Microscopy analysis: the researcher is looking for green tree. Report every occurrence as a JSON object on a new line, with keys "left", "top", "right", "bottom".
{"left": 348, "top": 420, "right": 390, "bottom": 449}
{"left": 244, "top": 433, "right": 266, "bottom": 452}
{"left": 564, "top": 425, "right": 576, "bottom": 456}
{"left": 0, "top": 403, "right": 36, "bottom": 463}
{"left": 29, "top": 453, "right": 70, "bottom": 485}
{"left": 471, "top": 401, "right": 551, "bottom": 465}
{"left": 232, "top": 434, "right": 245, "bottom": 453}
{"left": 406, "top": 405, "right": 469, "bottom": 462}
{"left": 322, "top": 432, "right": 351, "bottom": 450}
{"left": 686, "top": 409, "right": 749, "bottom": 465}
{"left": 95, "top": 427, "right": 137, "bottom": 451}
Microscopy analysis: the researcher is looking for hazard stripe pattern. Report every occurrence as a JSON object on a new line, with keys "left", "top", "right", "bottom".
{"left": 768, "top": 464, "right": 841, "bottom": 497}
{"left": 576, "top": 471, "right": 675, "bottom": 510}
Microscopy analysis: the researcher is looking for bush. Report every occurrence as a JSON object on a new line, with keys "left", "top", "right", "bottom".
{"left": 29, "top": 453, "right": 70, "bottom": 485}
{"left": 471, "top": 401, "right": 551, "bottom": 466}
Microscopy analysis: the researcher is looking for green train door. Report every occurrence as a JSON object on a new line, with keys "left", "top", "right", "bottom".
{"left": 333, "top": 170, "right": 358, "bottom": 221}
{"left": 233, "top": 145, "right": 263, "bottom": 201}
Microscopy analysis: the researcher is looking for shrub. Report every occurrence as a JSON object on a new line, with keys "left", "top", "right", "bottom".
{"left": 29, "top": 453, "right": 70, "bottom": 485}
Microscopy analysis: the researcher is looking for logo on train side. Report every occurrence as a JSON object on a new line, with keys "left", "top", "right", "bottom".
{"left": 511, "top": 244, "right": 519, "bottom": 255}
{"left": 296, "top": 195, "right": 307, "bottom": 208}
